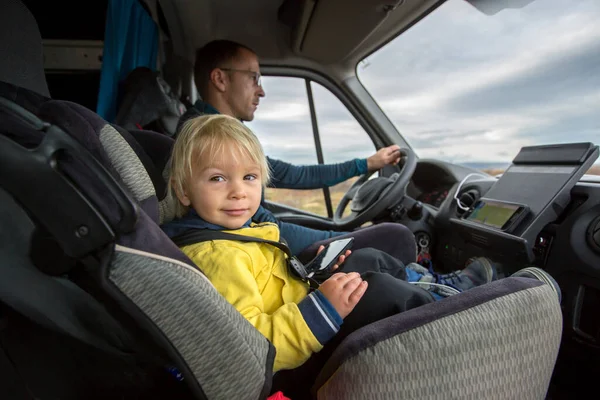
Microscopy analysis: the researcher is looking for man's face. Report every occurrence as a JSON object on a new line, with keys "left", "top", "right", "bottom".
{"left": 223, "top": 48, "right": 265, "bottom": 121}
{"left": 177, "top": 147, "right": 263, "bottom": 229}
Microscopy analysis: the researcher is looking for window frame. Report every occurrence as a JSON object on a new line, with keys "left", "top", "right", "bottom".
{"left": 258, "top": 66, "right": 397, "bottom": 218}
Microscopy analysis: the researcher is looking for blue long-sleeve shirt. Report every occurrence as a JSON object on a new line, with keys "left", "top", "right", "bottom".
{"left": 267, "top": 156, "right": 366, "bottom": 189}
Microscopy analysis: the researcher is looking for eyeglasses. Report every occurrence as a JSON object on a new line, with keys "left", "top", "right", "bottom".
{"left": 219, "top": 68, "right": 262, "bottom": 87}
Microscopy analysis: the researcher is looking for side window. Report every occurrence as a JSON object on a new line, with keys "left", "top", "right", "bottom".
{"left": 310, "top": 82, "right": 377, "bottom": 210}
{"left": 246, "top": 76, "right": 376, "bottom": 217}
{"left": 246, "top": 77, "right": 325, "bottom": 214}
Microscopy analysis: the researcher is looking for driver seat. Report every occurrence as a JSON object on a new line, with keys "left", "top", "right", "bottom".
{"left": 0, "top": 1, "right": 563, "bottom": 399}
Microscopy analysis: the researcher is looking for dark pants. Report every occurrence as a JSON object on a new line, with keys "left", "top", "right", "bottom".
{"left": 294, "top": 222, "right": 417, "bottom": 265}
{"left": 272, "top": 248, "right": 434, "bottom": 399}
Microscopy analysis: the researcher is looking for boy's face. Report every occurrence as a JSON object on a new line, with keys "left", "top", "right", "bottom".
{"left": 177, "top": 148, "right": 262, "bottom": 229}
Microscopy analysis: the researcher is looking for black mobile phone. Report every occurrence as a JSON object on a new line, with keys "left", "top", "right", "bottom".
{"left": 305, "top": 237, "right": 354, "bottom": 279}
{"left": 465, "top": 199, "right": 530, "bottom": 233}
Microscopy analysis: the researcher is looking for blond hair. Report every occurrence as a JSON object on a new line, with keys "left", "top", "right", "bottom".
{"left": 169, "top": 114, "right": 270, "bottom": 217}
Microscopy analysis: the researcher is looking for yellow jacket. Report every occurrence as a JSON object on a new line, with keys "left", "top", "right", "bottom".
{"left": 180, "top": 222, "right": 342, "bottom": 372}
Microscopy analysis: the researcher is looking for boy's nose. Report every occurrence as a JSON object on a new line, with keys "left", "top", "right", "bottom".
{"left": 229, "top": 182, "right": 247, "bottom": 199}
{"left": 230, "top": 191, "right": 246, "bottom": 199}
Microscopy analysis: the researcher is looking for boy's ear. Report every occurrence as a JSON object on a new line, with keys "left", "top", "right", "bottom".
{"left": 172, "top": 180, "right": 191, "bottom": 207}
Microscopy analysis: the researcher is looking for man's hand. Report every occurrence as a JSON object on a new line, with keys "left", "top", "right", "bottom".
{"left": 319, "top": 272, "right": 367, "bottom": 318}
{"left": 316, "top": 244, "right": 351, "bottom": 273}
{"left": 366, "top": 145, "right": 401, "bottom": 172}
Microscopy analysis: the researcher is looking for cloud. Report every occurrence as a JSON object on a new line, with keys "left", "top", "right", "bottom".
{"left": 248, "top": 81, "right": 379, "bottom": 164}
{"left": 357, "top": 0, "right": 600, "bottom": 164}
{"left": 257, "top": 102, "right": 308, "bottom": 121}
{"left": 249, "top": 0, "right": 599, "bottom": 167}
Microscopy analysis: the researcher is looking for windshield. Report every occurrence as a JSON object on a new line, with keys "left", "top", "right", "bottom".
{"left": 357, "top": 0, "right": 600, "bottom": 175}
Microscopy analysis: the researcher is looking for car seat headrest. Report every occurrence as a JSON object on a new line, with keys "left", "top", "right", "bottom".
{"left": 98, "top": 125, "right": 157, "bottom": 211}
{"left": 115, "top": 67, "right": 186, "bottom": 137}
{"left": 0, "top": 0, "right": 50, "bottom": 97}
{"left": 123, "top": 128, "right": 179, "bottom": 225}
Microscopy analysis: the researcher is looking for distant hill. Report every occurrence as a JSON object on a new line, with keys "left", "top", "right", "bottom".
{"left": 457, "top": 162, "right": 511, "bottom": 171}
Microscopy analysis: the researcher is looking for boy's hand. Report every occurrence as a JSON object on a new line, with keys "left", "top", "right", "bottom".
{"left": 316, "top": 245, "right": 351, "bottom": 273}
{"left": 319, "top": 272, "right": 367, "bottom": 319}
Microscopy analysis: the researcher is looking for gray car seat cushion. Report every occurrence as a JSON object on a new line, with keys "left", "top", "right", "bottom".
{"left": 159, "top": 181, "right": 178, "bottom": 225}
{"left": 316, "top": 280, "right": 561, "bottom": 399}
{"left": 99, "top": 124, "right": 155, "bottom": 204}
{"left": 110, "top": 245, "right": 272, "bottom": 400}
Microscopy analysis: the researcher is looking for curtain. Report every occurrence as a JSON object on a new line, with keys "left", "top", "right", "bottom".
{"left": 97, "top": 0, "right": 158, "bottom": 122}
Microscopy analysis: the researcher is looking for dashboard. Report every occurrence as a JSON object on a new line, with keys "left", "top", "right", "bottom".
{"left": 406, "top": 155, "right": 600, "bottom": 276}
{"left": 405, "top": 154, "right": 600, "bottom": 351}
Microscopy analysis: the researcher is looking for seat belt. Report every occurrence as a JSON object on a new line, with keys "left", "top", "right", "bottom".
{"left": 172, "top": 229, "right": 319, "bottom": 288}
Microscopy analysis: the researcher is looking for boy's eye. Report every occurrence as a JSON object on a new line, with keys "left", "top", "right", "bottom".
{"left": 210, "top": 176, "right": 225, "bottom": 182}
{"left": 244, "top": 174, "right": 258, "bottom": 181}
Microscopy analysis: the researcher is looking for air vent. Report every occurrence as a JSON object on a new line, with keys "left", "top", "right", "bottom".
{"left": 471, "top": 233, "right": 489, "bottom": 246}
{"left": 457, "top": 189, "right": 480, "bottom": 216}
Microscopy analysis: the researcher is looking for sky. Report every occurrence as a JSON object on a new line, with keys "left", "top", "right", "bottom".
{"left": 247, "top": 0, "right": 600, "bottom": 168}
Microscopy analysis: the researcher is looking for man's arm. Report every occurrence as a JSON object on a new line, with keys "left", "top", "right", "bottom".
{"left": 267, "top": 156, "right": 367, "bottom": 189}
{"left": 266, "top": 145, "right": 401, "bottom": 189}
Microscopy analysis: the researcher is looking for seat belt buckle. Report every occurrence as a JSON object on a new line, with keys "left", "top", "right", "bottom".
{"left": 288, "top": 257, "right": 308, "bottom": 280}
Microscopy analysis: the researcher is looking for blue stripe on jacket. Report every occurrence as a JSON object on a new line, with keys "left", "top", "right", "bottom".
{"left": 297, "top": 291, "right": 343, "bottom": 345}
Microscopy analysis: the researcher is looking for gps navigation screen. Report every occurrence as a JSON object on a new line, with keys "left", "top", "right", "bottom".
{"left": 466, "top": 200, "right": 521, "bottom": 230}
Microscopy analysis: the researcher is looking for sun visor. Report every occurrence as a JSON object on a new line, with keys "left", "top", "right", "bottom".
{"left": 280, "top": 0, "right": 405, "bottom": 63}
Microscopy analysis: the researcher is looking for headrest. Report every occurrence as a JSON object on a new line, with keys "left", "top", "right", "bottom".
{"left": 0, "top": 0, "right": 50, "bottom": 97}
{"left": 115, "top": 67, "right": 186, "bottom": 136}
{"left": 106, "top": 124, "right": 180, "bottom": 226}
{"left": 124, "top": 128, "right": 179, "bottom": 225}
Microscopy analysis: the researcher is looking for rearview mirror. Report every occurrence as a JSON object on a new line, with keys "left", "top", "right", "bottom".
{"left": 465, "top": 0, "right": 537, "bottom": 15}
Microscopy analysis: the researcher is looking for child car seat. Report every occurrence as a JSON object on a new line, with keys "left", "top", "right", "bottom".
{"left": 0, "top": 1, "right": 563, "bottom": 399}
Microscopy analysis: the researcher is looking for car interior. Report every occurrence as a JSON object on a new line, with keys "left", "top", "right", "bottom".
{"left": 1, "top": 0, "right": 599, "bottom": 398}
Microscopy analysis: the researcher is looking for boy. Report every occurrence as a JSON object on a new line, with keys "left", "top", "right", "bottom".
{"left": 161, "top": 114, "right": 558, "bottom": 374}
{"left": 163, "top": 114, "right": 374, "bottom": 371}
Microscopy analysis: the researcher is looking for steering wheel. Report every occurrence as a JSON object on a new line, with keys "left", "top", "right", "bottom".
{"left": 333, "top": 148, "right": 416, "bottom": 230}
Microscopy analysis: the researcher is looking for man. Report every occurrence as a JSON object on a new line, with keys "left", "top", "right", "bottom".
{"left": 177, "top": 39, "right": 416, "bottom": 263}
